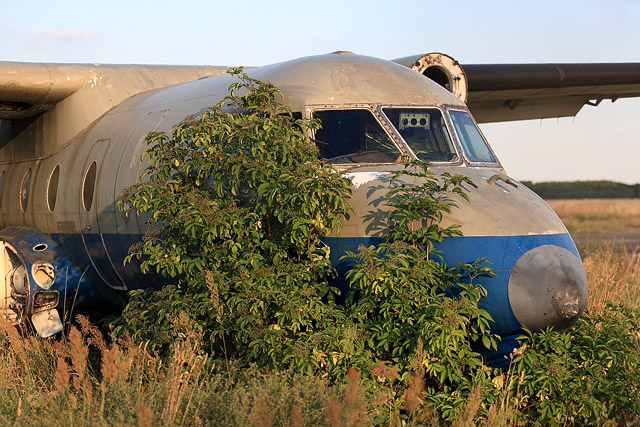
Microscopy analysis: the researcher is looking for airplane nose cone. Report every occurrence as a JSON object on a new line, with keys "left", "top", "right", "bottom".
{"left": 508, "top": 245, "right": 588, "bottom": 332}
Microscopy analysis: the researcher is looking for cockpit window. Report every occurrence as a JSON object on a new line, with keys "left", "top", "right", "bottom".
{"left": 449, "top": 110, "right": 497, "bottom": 163}
{"left": 382, "top": 108, "right": 457, "bottom": 162}
{"left": 312, "top": 109, "right": 401, "bottom": 164}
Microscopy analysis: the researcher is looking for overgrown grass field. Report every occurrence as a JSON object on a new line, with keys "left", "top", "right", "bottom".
{"left": 547, "top": 198, "right": 640, "bottom": 234}
{"left": 0, "top": 201, "right": 638, "bottom": 425}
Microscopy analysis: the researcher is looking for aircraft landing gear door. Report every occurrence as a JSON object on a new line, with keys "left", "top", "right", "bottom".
{"left": 80, "top": 138, "right": 127, "bottom": 291}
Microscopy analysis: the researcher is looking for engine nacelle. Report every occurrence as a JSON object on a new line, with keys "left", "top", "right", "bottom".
{"left": 393, "top": 52, "right": 468, "bottom": 102}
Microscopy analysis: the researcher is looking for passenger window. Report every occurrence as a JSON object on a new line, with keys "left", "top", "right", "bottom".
{"left": 83, "top": 162, "right": 97, "bottom": 211}
{"left": 20, "top": 169, "right": 31, "bottom": 212}
{"left": 312, "top": 109, "right": 400, "bottom": 164}
{"left": 449, "top": 110, "right": 497, "bottom": 163}
{"left": 382, "top": 108, "right": 457, "bottom": 162}
{"left": 47, "top": 165, "right": 60, "bottom": 212}
{"left": 0, "top": 171, "right": 4, "bottom": 210}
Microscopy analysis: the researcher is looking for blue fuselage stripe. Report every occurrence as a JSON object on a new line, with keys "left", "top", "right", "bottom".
{"left": 324, "top": 232, "right": 579, "bottom": 335}
{"left": 45, "top": 231, "right": 578, "bottom": 336}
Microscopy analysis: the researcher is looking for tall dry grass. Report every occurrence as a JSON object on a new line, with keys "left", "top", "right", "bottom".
{"left": 0, "top": 312, "right": 410, "bottom": 426}
{"left": 547, "top": 198, "right": 640, "bottom": 234}
{"left": 0, "top": 314, "right": 515, "bottom": 426}
{"left": 0, "top": 316, "right": 197, "bottom": 426}
{"left": 583, "top": 246, "right": 640, "bottom": 314}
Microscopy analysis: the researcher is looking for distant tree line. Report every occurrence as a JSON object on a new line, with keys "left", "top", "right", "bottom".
{"left": 521, "top": 180, "right": 640, "bottom": 199}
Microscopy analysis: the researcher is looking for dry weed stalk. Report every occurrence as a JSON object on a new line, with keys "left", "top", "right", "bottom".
{"left": 323, "top": 398, "right": 345, "bottom": 427}
{"left": 136, "top": 399, "right": 153, "bottom": 427}
{"left": 76, "top": 314, "right": 108, "bottom": 353}
{"left": 453, "top": 386, "right": 482, "bottom": 427}
{"left": 54, "top": 356, "right": 71, "bottom": 394}
{"left": 101, "top": 344, "right": 130, "bottom": 387}
{"left": 403, "top": 370, "right": 425, "bottom": 414}
{"left": 161, "top": 313, "right": 207, "bottom": 424}
{"left": 250, "top": 395, "right": 273, "bottom": 427}
{"left": 0, "top": 317, "right": 41, "bottom": 390}
{"left": 66, "top": 325, "right": 93, "bottom": 414}
{"left": 322, "top": 368, "right": 369, "bottom": 427}
{"left": 344, "top": 368, "right": 368, "bottom": 426}
{"left": 402, "top": 369, "right": 439, "bottom": 426}
{"left": 478, "top": 351, "right": 525, "bottom": 427}
{"left": 68, "top": 326, "right": 88, "bottom": 389}
{"left": 288, "top": 404, "right": 303, "bottom": 427}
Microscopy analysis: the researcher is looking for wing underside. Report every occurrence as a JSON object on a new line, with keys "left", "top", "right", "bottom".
{"left": 463, "top": 63, "right": 640, "bottom": 123}
{"left": 0, "top": 62, "right": 100, "bottom": 120}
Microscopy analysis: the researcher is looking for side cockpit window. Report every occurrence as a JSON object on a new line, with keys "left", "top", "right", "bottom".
{"left": 382, "top": 108, "right": 457, "bottom": 162}
{"left": 449, "top": 110, "right": 497, "bottom": 164}
{"left": 312, "top": 109, "right": 401, "bottom": 164}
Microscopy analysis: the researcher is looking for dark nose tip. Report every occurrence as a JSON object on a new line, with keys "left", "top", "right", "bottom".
{"left": 508, "top": 245, "right": 588, "bottom": 332}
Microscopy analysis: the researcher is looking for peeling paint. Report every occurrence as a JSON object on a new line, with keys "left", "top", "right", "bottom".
{"left": 88, "top": 75, "right": 102, "bottom": 88}
{"left": 528, "top": 229, "right": 565, "bottom": 235}
{"left": 343, "top": 171, "right": 388, "bottom": 189}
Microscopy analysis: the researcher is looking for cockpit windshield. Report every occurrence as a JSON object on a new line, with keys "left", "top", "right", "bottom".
{"left": 382, "top": 107, "right": 457, "bottom": 162}
{"left": 449, "top": 110, "right": 497, "bottom": 164}
{"left": 313, "top": 109, "right": 401, "bottom": 164}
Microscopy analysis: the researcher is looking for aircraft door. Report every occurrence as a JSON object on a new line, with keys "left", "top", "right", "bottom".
{"left": 79, "top": 138, "right": 127, "bottom": 291}
{"left": 107, "top": 109, "right": 171, "bottom": 290}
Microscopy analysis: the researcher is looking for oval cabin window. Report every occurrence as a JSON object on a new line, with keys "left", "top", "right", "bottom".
{"left": 82, "top": 162, "right": 97, "bottom": 212}
{"left": 20, "top": 169, "right": 31, "bottom": 212}
{"left": 0, "top": 171, "right": 5, "bottom": 210}
{"left": 47, "top": 165, "right": 60, "bottom": 212}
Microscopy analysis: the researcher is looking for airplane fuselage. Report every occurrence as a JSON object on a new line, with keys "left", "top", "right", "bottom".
{"left": 0, "top": 54, "right": 588, "bottom": 347}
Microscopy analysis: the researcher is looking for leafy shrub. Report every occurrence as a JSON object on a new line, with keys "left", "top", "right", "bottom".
{"left": 116, "top": 69, "right": 353, "bottom": 375}
{"left": 511, "top": 303, "right": 640, "bottom": 425}
{"left": 341, "top": 158, "right": 500, "bottom": 421}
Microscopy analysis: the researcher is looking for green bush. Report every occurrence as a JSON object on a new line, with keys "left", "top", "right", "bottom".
{"left": 510, "top": 304, "right": 640, "bottom": 425}
{"left": 116, "top": 69, "right": 353, "bottom": 377}
{"left": 341, "top": 158, "right": 499, "bottom": 421}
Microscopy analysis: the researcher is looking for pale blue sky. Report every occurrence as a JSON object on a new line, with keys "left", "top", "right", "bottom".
{"left": 1, "top": 0, "right": 639, "bottom": 183}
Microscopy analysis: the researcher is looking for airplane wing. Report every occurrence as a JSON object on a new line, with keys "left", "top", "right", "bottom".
{"left": 3, "top": 56, "right": 640, "bottom": 125}
{"left": 0, "top": 62, "right": 228, "bottom": 121}
{"left": 394, "top": 54, "right": 640, "bottom": 123}
{"left": 0, "top": 62, "right": 96, "bottom": 120}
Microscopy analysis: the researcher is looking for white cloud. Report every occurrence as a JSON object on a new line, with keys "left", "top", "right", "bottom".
{"left": 25, "top": 27, "right": 95, "bottom": 40}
